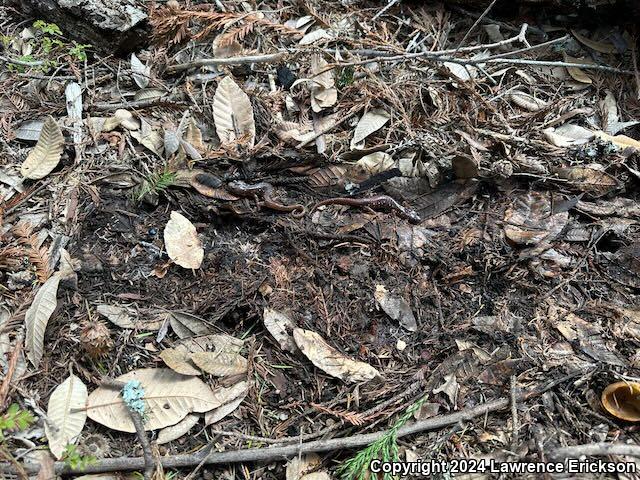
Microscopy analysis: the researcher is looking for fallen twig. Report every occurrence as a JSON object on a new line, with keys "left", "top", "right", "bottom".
{"left": 1, "top": 370, "right": 583, "bottom": 475}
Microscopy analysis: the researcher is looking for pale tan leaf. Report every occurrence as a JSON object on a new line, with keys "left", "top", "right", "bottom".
{"left": 180, "top": 334, "right": 243, "bottom": 354}
{"left": 204, "top": 381, "right": 248, "bottom": 425}
{"left": 263, "top": 308, "right": 297, "bottom": 352}
{"left": 86, "top": 368, "right": 222, "bottom": 432}
{"left": 25, "top": 274, "right": 60, "bottom": 367}
{"left": 593, "top": 130, "right": 640, "bottom": 152}
{"left": 20, "top": 116, "right": 64, "bottom": 179}
{"left": 563, "top": 54, "right": 593, "bottom": 84}
{"left": 555, "top": 164, "right": 619, "bottom": 195}
{"left": 310, "top": 55, "right": 336, "bottom": 112}
{"left": 293, "top": 328, "right": 381, "bottom": 383}
{"left": 190, "top": 351, "right": 248, "bottom": 377}
{"left": 156, "top": 414, "right": 199, "bottom": 444}
{"left": 354, "top": 152, "right": 394, "bottom": 174}
{"left": 160, "top": 347, "right": 201, "bottom": 376}
{"left": 212, "top": 76, "right": 255, "bottom": 148}
{"left": 164, "top": 211, "right": 204, "bottom": 269}
{"left": 167, "top": 311, "right": 211, "bottom": 339}
{"left": 350, "top": 109, "right": 390, "bottom": 148}
{"left": 44, "top": 373, "right": 87, "bottom": 459}
{"left": 131, "top": 118, "right": 164, "bottom": 157}
{"left": 571, "top": 30, "right": 617, "bottom": 54}
{"left": 374, "top": 285, "right": 417, "bottom": 331}
{"left": 509, "top": 91, "right": 547, "bottom": 112}
{"left": 184, "top": 117, "right": 204, "bottom": 151}
{"left": 114, "top": 109, "right": 140, "bottom": 131}
{"left": 97, "top": 304, "right": 162, "bottom": 331}
{"left": 286, "top": 453, "right": 322, "bottom": 480}
{"left": 131, "top": 52, "right": 150, "bottom": 89}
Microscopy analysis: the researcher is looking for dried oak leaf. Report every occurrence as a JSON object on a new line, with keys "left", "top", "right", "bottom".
{"left": 25, "top": 273, "right": 60, "bottom": 367}
{"left": 293, "top": 328, "right": 381, "bottom": 383}
{"left": 20, "top": 116, "right": 64, "bottom": 179}
{"left": 45, "top": 373, "right": 87, "bottom": 459}
{"left": 163, "top": 211, "right": 204, "bottom": 269}
{"left": 212, "top": 76, "right": 255, "bottom": 148}
{"left": 86, "top": 368, "right": 222, "bottom": 432}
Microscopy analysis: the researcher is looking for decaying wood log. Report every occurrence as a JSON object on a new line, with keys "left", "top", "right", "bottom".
{"left": 14, "top": 0, "right": 149, "bottom": 53}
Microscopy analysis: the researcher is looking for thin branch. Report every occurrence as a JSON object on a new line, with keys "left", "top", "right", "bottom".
{"left": 166, "top": 52, "right": 287, "bottom": 74}
{"left": 0, "top": 55, "right": 44, "bottom": 67}
{"left": 372, "top": 0, "right": 402, "bottom": 21}
{"left": 1, "top": 370, "right": 584, "bottom": 475}
{"left": 455, "top": 0, "right": 502, "bottom": 51}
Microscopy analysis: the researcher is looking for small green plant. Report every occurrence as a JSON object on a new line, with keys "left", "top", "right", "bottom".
{"left": 337, "top": 67, "right": 355, "bottom": 89}
{"left": 337, "top": 396, "right": 429, "bottom": 480}
{"left": 62, "top": 444, "right": 97, "bottom": 471}
{"left": 69, "top": 41, "right": 91, "bottom": 62}
{"left": 33, "top": 20, "right": 62, "bottom": 36}
{"left": 0, "top": 404, "right": 35, "bottom": 442}
{"left": 135, "top": 170, "right": 177, "bottom": 201}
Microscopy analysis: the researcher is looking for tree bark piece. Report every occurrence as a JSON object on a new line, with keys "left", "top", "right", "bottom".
{"left": 15, "top": 0, "right": 149, "bottom": 53}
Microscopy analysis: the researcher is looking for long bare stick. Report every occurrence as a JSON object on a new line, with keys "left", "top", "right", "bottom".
{"left": 1, "top": 371, "right": 582, "bottom": 475}
{"left": 550, "top": 443, "right": 640, "bottom": 460}
{"left": 166, "top": 52, "right": 287, "bottom": 74}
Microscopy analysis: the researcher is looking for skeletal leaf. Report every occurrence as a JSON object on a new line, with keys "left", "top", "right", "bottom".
{"left": 299, "top": 29, "right": 332, "bottom": 45}
{"left": 204, "top": 381, "right": 248, "bottom": 425}
{"left": 20, "top": 116, "right": 64, "bottom": 179}
{"left": 160, "top": 346, "right": 201, "bottom": 376}
{"left": 263, "top": 308, "right": 297, "bottom": 352}
{"left": 15, "top": 119, "right": 44, "bottom": 141}
{"left": 350, "top": 109, "right": 390, "bottom": 149}
{"left": 25, "top": 274, "right": 60, "bottom": 367}
{"left": 131, "top": 53, "right": 151, "bottom": 89}
{"left": 374, "top": 285, "right": 417, "bottom": 331}
{"left": 164, "top": 211, "right": 203, "bottom": 269}
{"left": 44, "top": 373, "right": 87, "bottom": 459}
{"left": 293, "top": 328, "right": 381, "bottom": 383}
{"left": 131, "top": 118, "right": 163, "bottom": 157}
{"left": 86, "top": 368, "right": 222, "bottom": 432}
{"left": 212, "top": 76, "right": 255, "bottom": 147}
{"left": 190, "top": 351, "right": 248, "bottom": 377}
{"left": 156, "top": 414, "right": 199, "bottom": 444}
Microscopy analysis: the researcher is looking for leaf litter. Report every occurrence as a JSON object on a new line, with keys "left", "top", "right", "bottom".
{"left": 1, "top": 0, "right": 640, "bottom": 478}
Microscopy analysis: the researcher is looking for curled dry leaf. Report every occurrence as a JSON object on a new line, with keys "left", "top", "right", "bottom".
{"left": 293, "top": 328, "right": 381, "bottom": 383}
{"left": 543, "top": 124, "right": 594, "bottom": 148}
{"left": 503, "top": 192, "right": 568, "bottom": 246}
{"left": 204, "top": 381, "right": 248, "bottom": 425}
{"left": 509, "top": 91, "right": 547, "bottom": 112}
{"left": 593, "top": 131, "right": 640, "bottom": 152}
{"left": 190, "top": 351, "right": 248, "bottom": 377}
{"left": 164, "top": 211, "right": 204, "bottom": 269}
{"left": 166, "top": 311, "right": 211, "bottom": 338}
{"left": 156, "top": 414, "right": 199, "bottom": 444}
{"left": 131, "top": 52, "right": 151, "bottom": 89}
{"left": 97, "top": 304, "right": 162, "bottom": 330}
{"left": 601, "top": 381, "right": 640, "bottom": 422}
{"left": 354, "top": 152, "right": 394, "bottom": 175}
{"left": 213, "top": 76, "right": 256, "bottom": 148}
{"left": 286, "top": 453, "right": 331, "bottom": 480}
{"left": 45, "top": 373, "right": 87, "bottom": 459}
{"left": 374, "top": 285, "right": 417, "bottom": 331}
{"left": 160, "top": 347, "right": 201, "bottom": 376}
{"left": 25, "top": 274, "right": 60, "bottom": 367}
{"left": 310, "top": 55, "right": 337, "bottom": 113}
{"left": 571, "top": 30, "right": 617, "bottom": 54}
{"left": 563, "top": 53, "right": 592, "bottom": 84}
{"left": 86, "top": 368, "right": 222, "bottom": 432}
{"left": 263, "top": 308, "right": 297, "bottom": 352}
{"left": 350, "top": 109, "right": 390, "bottom": 149}
{"left": 20, "top": 116, "right": 64, "bottom": 179}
